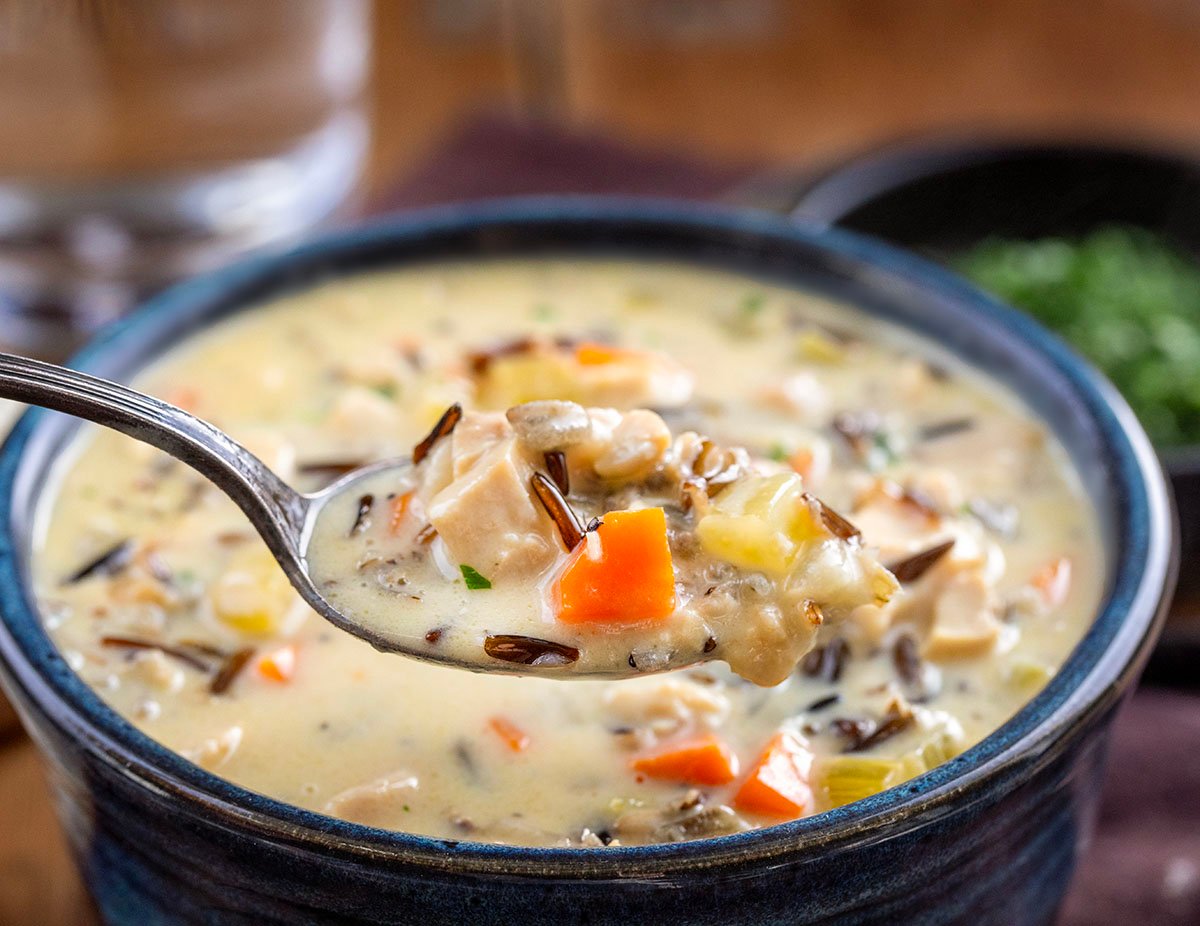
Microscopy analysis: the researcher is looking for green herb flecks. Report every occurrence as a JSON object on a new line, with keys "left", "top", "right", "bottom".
{"left": 459, "top": 564, "right": 493, "bottom": 590}
{"left": 725, "top": 292, "right": 768, "bottom": 337}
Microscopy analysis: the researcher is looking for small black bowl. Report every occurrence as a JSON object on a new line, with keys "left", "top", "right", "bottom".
{"left": 791, "top": 140, "right": 1200, "bottom": 620}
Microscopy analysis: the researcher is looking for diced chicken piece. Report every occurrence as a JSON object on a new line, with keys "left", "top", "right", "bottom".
{"left": 332, "top": 343, "right": 416, "bottom": 394}
{"left": 896, "top": 357, "right": 939, "bottom": 401}
{"left": 570, "top": 343, "right": 694, "bottom": 409}
{"left": 184, "top": 726, "right": 243, "bottom": 770}
{"left": 327, "top": 387, "right": 398, "bottom": 438}
{"left": 852, "top": 484, "right": 943, "bottom": 563}
{"left": 844, "top": 602, "right": 894, "bottom": 645}
{"left": 427, "top": 435, "right": 556, "bottom": 579}
{"left": 757, "top": 372, "right": 829, "bottom": 422}
{"left": 110, "top": 571, "right": 178, "bottom": 609}
{"left": 603, "top": 678, "right": 730, "bottom": 739}
{"left": 924, "top": 569, "right": 1001, "bottom": 659}
{"left": 448, "top": 410, "right": 510, "bottom": 477}
{"left": 901, "top": 468, "right": 964, "bottom": 515}
{"left": 414, "top": 433, "right": 455, "bottom": 502}
{"left": 323, "top": 771, "right": 419, "bottom": 827}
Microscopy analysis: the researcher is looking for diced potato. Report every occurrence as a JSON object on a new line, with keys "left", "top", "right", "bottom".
{"left": 476, "top": 354, "right": 579, "bottom": 409}
{"left": 210, "top": 545, "right": 296, "bottom": 635}
{"left": 474, "top": 342, "right": 694, "bottom": 410}
{"left": 696, "top": 514, "right": 794, "bottom": 576}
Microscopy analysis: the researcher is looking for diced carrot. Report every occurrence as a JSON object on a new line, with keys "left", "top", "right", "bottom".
{"left": 554, "top": 508, "right": 676, "bottom": 625}
{"left": 1031, "top": 556, "right": 1072, "bottom": 608}
{"left": 257, "top": 644, "right": 296, "bottom": 683}
{"left": 733, "top": 733, "right": 813, "bottom": 819}
{"left": 487, "top": 715, "right": 531, "bottom": 753}
{"left": 389, "top": 491, "right": 414, "bottom": 533}
{"left": 631, "top": 734, "right": 739, "bottom": 785}
{"left": 574, "top": 342, "right": 629, "bottom": 366}
{"left": 788, "top": 448, "right": 815, "bottom": 482}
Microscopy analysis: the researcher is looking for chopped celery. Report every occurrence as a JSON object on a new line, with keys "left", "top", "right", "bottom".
{"left": 813, "top": 756, "right": 906, "bottom": 809}
{"left": 696, "top": 474, "right": 824, "bottom": 575}
{"left": 796, "top": 329, "right": 845, "bottom": 364}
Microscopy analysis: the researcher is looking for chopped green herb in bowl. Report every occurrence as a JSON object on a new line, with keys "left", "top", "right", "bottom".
{"left": 955, "top": 226, "right": 1200, "bottom": 447}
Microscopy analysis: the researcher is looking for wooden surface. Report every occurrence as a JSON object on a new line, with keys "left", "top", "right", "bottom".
{"left": 6, "top": 1, "right": 1200, "bottom": 921}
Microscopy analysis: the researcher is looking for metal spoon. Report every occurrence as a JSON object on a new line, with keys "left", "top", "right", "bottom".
{"left": 0, "top": 352, "right": 706, "bottom": 678}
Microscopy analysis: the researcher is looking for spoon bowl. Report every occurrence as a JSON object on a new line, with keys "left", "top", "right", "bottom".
{"left": 0, "top": 351, "right": 708, "bottom": 678}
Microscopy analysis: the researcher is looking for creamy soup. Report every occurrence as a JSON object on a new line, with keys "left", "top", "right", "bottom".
{"left": 33, "top": 259, "right": 1103, "bottom": 846}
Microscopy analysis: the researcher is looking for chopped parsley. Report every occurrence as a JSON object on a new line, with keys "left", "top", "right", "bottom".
{"left": 740, "top": 292, "right": 766, "bottom": 315}
{"left": 725, "top": 292, "right": 768, "bottom": 336}
{"left": 459, "top": 564, "right": 492, "bottom": 590}
{"left": 956, "top": 226, "right": 1200, "bottom": 447}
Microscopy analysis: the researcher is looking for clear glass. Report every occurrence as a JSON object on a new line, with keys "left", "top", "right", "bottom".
{"left": 0, "top": 0, "right": 371, "bottom": 357}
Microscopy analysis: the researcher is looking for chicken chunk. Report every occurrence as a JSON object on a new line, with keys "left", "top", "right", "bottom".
{"left": 603, "top": 677, "right": 731, "bottom": 740}
{"left": 924, "top": 570, "right": 1002, "bottom": 659}
{"left": 323, "top": 771, "right": 420, "bottom": 828}
{"left": 427, "top": 436, "right": 557, "bottom": 580}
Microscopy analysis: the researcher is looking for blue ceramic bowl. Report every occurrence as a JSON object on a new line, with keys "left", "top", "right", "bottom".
{"left": 0, "top": 199, "right": 1176, "bottom": 925}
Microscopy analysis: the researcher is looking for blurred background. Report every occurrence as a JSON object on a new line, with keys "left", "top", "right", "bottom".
{"left": 4, "top": 1, "right": 1200, "bottom": 922}
{"left": 8, "top": 0, "right": 1200, "bottom": 354}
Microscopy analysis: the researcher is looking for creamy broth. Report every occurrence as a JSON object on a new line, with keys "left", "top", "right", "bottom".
{"left": 33, "top": 259, "right": 1103, "bottom": 846}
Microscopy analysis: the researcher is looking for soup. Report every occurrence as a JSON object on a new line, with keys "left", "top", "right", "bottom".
{"left": 33, "top": 259, "right": 1103, "bottom": 846}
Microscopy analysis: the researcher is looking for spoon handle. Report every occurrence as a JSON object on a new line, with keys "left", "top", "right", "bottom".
{"left": 0, "top": 352, "right": 309, "bottom": 561}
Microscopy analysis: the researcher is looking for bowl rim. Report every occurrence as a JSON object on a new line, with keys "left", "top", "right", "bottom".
{"left": 788, "top": 135, "right": 1200, "bottom": 229}
{"left": 0, "top": 196, "right": 1175, "bottom": 877}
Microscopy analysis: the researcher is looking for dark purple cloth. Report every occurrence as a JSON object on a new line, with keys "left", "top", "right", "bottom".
{"left": 1060, "top": 690, "right": 1200, "bottom": 925}
{"left": 373, "top": 112, "right": 753, "bottom": 211}
{"left": 378, "top": 114, "right": 1200, "bottom": 926}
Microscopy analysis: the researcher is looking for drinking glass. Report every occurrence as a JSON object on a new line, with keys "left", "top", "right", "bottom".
{"left": 0, "top": 0, "right": 371, "bottom": 357}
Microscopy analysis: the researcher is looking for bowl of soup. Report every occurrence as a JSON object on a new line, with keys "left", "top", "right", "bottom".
{"left": 0, "top": 200, "right": 1174, "bottom": 924}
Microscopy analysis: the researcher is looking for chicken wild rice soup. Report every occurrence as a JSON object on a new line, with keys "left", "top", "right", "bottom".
{"left": 34, "top": 259, "right": 1102, "bottom": 846}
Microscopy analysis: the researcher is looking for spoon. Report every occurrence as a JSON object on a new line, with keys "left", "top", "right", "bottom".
{"left": 0, "top": 352, "right": 707, "bottom": 678}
